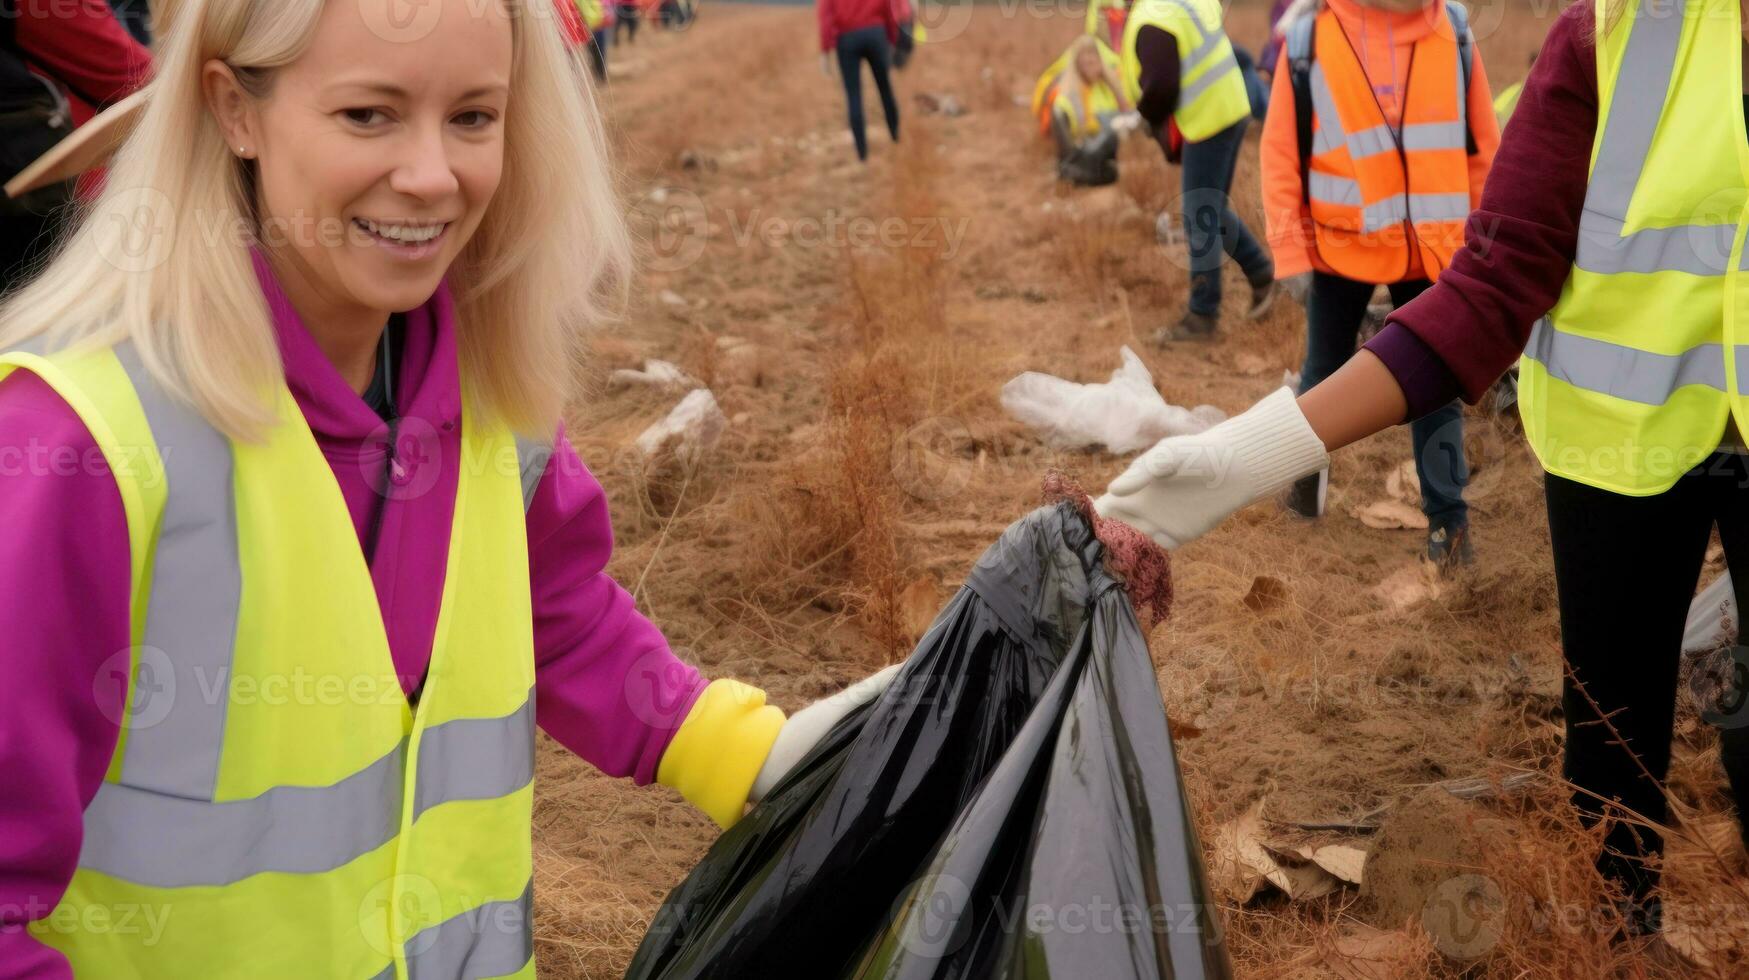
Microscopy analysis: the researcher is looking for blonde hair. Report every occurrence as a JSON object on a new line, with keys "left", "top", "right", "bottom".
{"left": 1056, "top": 35, "right": 1107, "bottom": 134}
{"left": 0, "top": 0, "right": 631, "bottom": 441}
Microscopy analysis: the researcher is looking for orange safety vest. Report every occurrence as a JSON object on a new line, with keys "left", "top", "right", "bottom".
{"left": 1301, "top": 10, "right": 1473, "bottom": 284}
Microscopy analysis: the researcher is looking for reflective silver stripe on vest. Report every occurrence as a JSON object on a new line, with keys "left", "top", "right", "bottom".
{"left": 413, "top": 696, "right": 536, "bottom": 819}
{"left": 513, "top": 435, "right": 553, "bottom": 514}
{"left": 1361, "top": 193, "right": 1471, "bottom": 233}
{"left": 404, "top": 879, "right": 535, "bottom": 980}
{"left": 1180, "top": 59, "right": 1239, "bottom": 106}
{"left": 1155, "top": 0, "right": 1237, "bottom": 105}
{"left": 1307, "top": 62, "right": 1349, "bottom": 154}
{"left": 1401, "top": 121, "right": 1467, "bottom": 152}
{"left": 1574, "top": 0, "right": 1738, "bottom": 276}
{"left": 1309, "top": 61, "right": 1470, "bottom": 163}
{"left": 113, "top": 342, "right": 244, "bottom": 800}
{"left": 1162, "top": 0, "right": 1223, "bottom": 71}
{"left": 1308, "top": 171, "right": 1362, "bottom": 206}
{"left": 81, "top": 739, "right": 405, "bottom": 888}
{"left": 80, "top": 695, "right": 536, "bottom": 888}
{"left": 1524, "top": 316, "right": 1749, "bottom": 405}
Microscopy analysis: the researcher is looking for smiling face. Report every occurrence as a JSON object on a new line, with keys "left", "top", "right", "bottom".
{"left": 221, "top": 0, "right": 514, "bottom": 319}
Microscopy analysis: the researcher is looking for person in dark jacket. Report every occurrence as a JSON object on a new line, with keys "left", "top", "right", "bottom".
{"left": 0, "top": 0, "right": 150, "bottom": 293}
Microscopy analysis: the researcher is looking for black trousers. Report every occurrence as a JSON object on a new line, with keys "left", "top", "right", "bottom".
{"left": 1547, "top": 452, "right": 1749, "bottom": 923}
{"left": 835, "top": 25, "right": 899, "bottom": 162}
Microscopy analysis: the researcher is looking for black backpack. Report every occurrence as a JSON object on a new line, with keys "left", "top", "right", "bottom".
{"left": 0, "top": 1, "right": 78, "bottom": 217}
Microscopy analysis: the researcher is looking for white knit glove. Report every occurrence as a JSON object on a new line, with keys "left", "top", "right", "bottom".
{"left": 749, "top": 663, "right": 902, "bottom": 802}
{"left": 1093, "top": 387, "right": 1329, "bottom": 549}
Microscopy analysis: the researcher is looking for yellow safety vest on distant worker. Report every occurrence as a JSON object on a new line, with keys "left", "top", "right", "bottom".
{"left": 1493, "top": 79, "right": 1523, "bottom": 126}
{"left": 1084, "top": 0, "right": 1124, "bottom": 39}
{"left": 1519, "top": 0, "right": 1749, "bottom": 496}
{"left": 1053, "top": 82, "right": 1123, "bottom": 140}
{"left": 577, "top": 0, "right": 608, "bottom": 32}
{"left": 1118, "top": 0, "right": 1249, "bottom": 142}
{"left": 1, "top": 342, "right": 541, "bottom": 977}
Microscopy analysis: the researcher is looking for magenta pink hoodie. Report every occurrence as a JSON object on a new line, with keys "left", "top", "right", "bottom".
{"left": 0, "top": 253, "right": 709, "bottom": 977}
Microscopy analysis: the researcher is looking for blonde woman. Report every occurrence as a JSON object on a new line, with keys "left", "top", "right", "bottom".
{"left": 1050, "top": 35, "right": 1134, "bottom": 186}
{"left": 0, "top": 0, "right": 892, "bottom": 975}
{"left": 1101, "top": 0, "right": 1749, "bottom": 949}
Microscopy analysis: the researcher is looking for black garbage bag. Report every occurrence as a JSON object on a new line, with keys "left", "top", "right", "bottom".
{"left": 626, "top": 502, "right": 1229, "bottom": 979}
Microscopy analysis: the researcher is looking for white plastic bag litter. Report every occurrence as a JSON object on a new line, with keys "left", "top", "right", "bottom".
{"left": 1000, "top": 346, "right": 1226, "bottom": 454}
{"left": 1685, "top": 572, "right": 1738, "bottom": 655}
{"left": 637, "top": 388, "right": 726, "bottom": 461}
{"left": 610, "top": 359, "right": 699, "bottom": 392}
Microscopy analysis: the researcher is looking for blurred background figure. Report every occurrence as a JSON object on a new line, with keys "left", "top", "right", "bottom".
{"left": 1047, "top": 35, "right": 1133, "bottom": 186}
{"left": 818, "top": 0, "right": 900, "bottom": 162}
{"left": 0, "top": 0, "right": 150, "bottom": 295}
{"left": 1122, "top": 0, "right": 1276, "bottom": 341}
{"left": 106, "top": 0, "right": 152, "bottom": 45}
{"left": 891, "top": 0, "right": 918, "bottom": 69}
{"left": 576, "top": 0, "right": 616, "bottom": 81}
{"left": 1084, "top": 0, "right": 1127, "bottom": 48}
{"left": 615, "top": 0, "right": 641, "bottom": 46}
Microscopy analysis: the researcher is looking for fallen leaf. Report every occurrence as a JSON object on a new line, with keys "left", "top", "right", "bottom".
{"left": 1325, "top": 924, "right": 1429, "bottom": 980}
{"left": 1242, "top": 575, "right": 1288, "bottom": 612}
{"left": 898, "top": 577, "right": 942, "bottom": 644}
{"left": 1208, "top": 801, "right": 1270, "bottom": 904}
{"left": 1297, "top": 843, "right": 1368, "bottom": 884}
{"left": 1373, "top": 563, "right": 1445, "bottom": 610}
{"left": 1210, "top": 801, "right": 1343, "bottom": 903}
{"left": 1385, "top": 459, "right": 1420, "bottom": 506}
{"left": 1351, "top": 499, "right": 1429, "bottom": 530}
{"left": 1167, "top": 717, "right": 1204, "bottom": 740}
{"left": 1232, "top": 351, "right": 1273, "bottom": 376}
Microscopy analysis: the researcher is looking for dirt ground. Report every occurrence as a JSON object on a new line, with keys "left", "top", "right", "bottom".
{"left": 530, "top": 3, "right": 1749, "bottom": 976}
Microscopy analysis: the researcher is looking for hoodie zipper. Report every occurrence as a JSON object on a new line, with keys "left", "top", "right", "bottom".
{"left": 364, "top": 323, "right": 398, "bottom": 565}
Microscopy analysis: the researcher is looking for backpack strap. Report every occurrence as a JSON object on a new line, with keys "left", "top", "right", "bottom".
{"left": 1446, "top": 1, "right": 1477, "bottom": 155}
{"left": 1286, "top": 14, "right": 1316, "bottom": 205}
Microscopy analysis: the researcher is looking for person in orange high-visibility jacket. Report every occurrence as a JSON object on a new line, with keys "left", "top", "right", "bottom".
{"left": 1260, "top": 0, "right": 1498, "bottom": 563}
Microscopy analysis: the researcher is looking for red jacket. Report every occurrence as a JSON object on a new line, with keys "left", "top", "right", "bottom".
{"left": 554, "top": 0, "right": 588, "bottom": 46}
{"left": 13, "top": 0, "right": 150, "bottom": 128}
{"left": 818, "top": 0, "right": 898, "bottom": 53}
{"left": 11, "top": 0, "right": 152, "bottom": 200}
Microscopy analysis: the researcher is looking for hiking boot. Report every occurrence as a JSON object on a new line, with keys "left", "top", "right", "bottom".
{"left": 1246, "top": 278, "right": 1280, "bottom": 320}
{"left": 1427, "top": 524, "right": 1475, "bottom": 571}
{"left": 1283, "top": 470, "right": 1326, "bottom": 519}
{"left": 1154, "top": 311, "right": 1219, "bottom": 344}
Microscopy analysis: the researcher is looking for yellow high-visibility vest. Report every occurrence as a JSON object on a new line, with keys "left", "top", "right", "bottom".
{"left": 1, "top": 341, "right": 540, "bottom": 978}
{"left": 1519, "top": 0, "right": 1749, "bottom": 495}
{"left": 1053, "top": 81, "right": 1122, "bottom": 139}
{"left": 1084, "top": 0, "right": 1124, "bottom": 38}
{"left": 1118, "top": 0, "right": 1249, "bottom": 142}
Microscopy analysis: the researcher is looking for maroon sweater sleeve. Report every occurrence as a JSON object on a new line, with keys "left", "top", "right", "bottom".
{"left": 1135, "top": 26, "right": 1181, "bottom": 133}
{"left": 1363, "top": 4, "right": 1597, "bottom": 411}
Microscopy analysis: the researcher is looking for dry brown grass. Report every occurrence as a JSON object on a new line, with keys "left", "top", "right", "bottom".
{"left": 532, "top": 4, "right": 1748, "bottom": 977}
